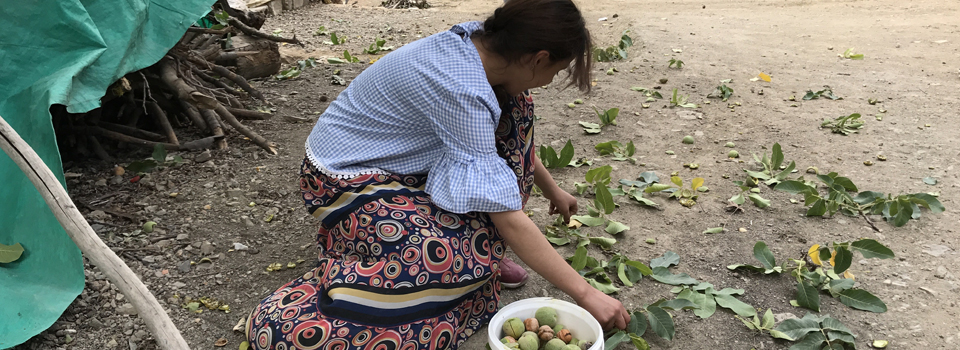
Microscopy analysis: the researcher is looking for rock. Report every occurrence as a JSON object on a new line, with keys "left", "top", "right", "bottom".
{"left": 95, "top": 178, "right": 107, "bottom": 187}
{"left": 155, "top": 239, "right": 173, "bottom": 248}
{"left": 676, "top": 111, "right": 703, "bottom": 120}
{"left": 243, "top": 217, "right": 255, "bottom": 227}
{"left": 200, "top": 241, "right": 215, "bottom": 255}
{"left": 111, "top": 176, "right": 124, "bottom": 185}
{"left": 172, "top": 282, "right": 187, "bottom": 288}
{"left": 923, "top": 244, "right": 951, "bottom": 257}
{"left": 774, "top": 313, "right": 798, "bottom": 323}
{"left": 226, "top": 189, "right": 245, "bottom": 198}
{"left": 106, "top": 339, "right": 118, "bottom": 348}
{"left": 178, "top": 261, "right": 192, "bottom": 273}
{"left": 233, "top": 242, "right": 249, "bottom": 251}
{"left": 117, "top": 303, "right": 137, "bottom": 316}
{"left": 196, "top": 150, "right": 213, "bottom": 163}
{"left": 176, "top": 234, "right": 189, "bottom": 241}
{"left": 141, "top": 256, "right": 156, "bottom": 263}
{"left": 88, "top": 318, "right": 105, "bottom": 330}
{"left": 88, "top": 210, "right": 109, "bottom": 220}
{"left": 935, "top": 266, "right": 950, "bottom": 279}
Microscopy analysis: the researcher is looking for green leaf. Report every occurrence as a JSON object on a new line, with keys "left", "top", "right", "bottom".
{"left": 644, "top": 184, "right": 675, "bottom": 193}
{"left": 838, "top": 289, "right": 886, "bottom": 312}
{"left": 703, "top": 227, "right": 724, "bottom": 234}
{"left": 595, "top": 185, "right": 615, "bottom": 215}
{"left": 617, "top": 263, "right": 633, "bottom": 286}
{"left": 828, "top": 279, "right": 855, "bottom": 295}
{"left": 557, "top": 141, "right": 575, "bottom": 168}
{"left": 713, "top": 294, "right": 756, "bottom": 317}
{"left": 650, "top": 251, "right": 680, "bottom": 268}
{"left": 833, "top": 246, "right": 853, "bottom": 274}
{"left": 670, "top": 176, "right": 683, "bottom": 187}
{"left": 126, "top": 160, "right": 157, "bottom": 174}
{"left": 604, "top": 330, "right": 630, "bottom": 350}
{"left": 796, "top": 281, "right": 821, "bottom": 312}
{"left": 629, "top": 334, "right": 649, "bottom": 350}
{"left": 586, "top": 165, "right": 613, "bottom": 185}
{"left": 748, "top": 193, "right": 770, "bottom": 208}
{"left": 545, "top": 235, "right": 571, "bottom": 246}
{"left": 850, "top": 239, "right": 895, "bottom": 259}
{"left": 789, "top": 332, "right": 827, "bottom": 350}
{"left": 571, "top": 246, "right": 588, "bottom": 271}
{"left": 745, "top": 169, "right": 772, "bottom": 180}
{"left": 892, "top": 198, "right": 913, "bottom": 227}
{"left": 775, "top": 180, "right": 813, "bottom": 194}
{"left": 910, "top": 193, "right": 945, "bottom": 213}
{"left": 605, "top": 221, "right": 630, "bottom": 235}
{"left": 627, "top": 310, "right": 647, "bottom": 336}
{"left": 657, "top": 298, "right": 698, "bottom": 311}
{"left": 772, "top": 317, "right": 821, "bottom": 341}
{"left": 726, "top": 264, "right": 766, "bottom": 273}
{"left": 645, "top": 305, "right": 675, "bottom": 340}
{"left": 761, "top": 309, "right": 774, "bottom": 329}
{"left": 710, "top": 287, "right": 745, "bottom": 296}
{"left": 571, "top": 215, "right": 605, "bottom": 227}
{"left": 677, "top": 289, "right": 716, "bottom": 319}
{"left": 832, "top": 177, "right": 858, "bottom": 192}
{"left": 753, "top": 241, "right": 777, "bottom": 270}
{"left": 625, "top": 141, "right": 636, "bottom": 157}
{"left": 853, "top": 191, "right": 885, "bottom": 205}
{"left": 806, "top": 199, "right": 827, "bottom": 216}
{"left": 0, "top": 242, "right": 25, "bottom": 263}
{"left": 587, "top": 276, "right": 620, "bottom": 294}
{"left": 770, "top": 143, "right": 784, "bottom": 170}
{"left": 330, "top": 32, "right": 341, "bottom": 45}
{"left": 624, "top": 260, "right": 653, "bottom": 276}
{"left": 650, "top": 266, "right": 698, "bottom": 285}
{"left": 821, "top": 317, "right": 854, "bottom": 335}
{"left": 152, "top": 144, "right": 167, "bottom": 163}
{"left": 589, "top": 237, "right": 618, "bottom": 250}
{"left": 827, "top": 331, "right": 855, "bottom": 345}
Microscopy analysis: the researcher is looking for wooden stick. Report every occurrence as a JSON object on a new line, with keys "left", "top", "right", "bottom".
{"left": 226, "top": 107, "right": 273, "bottom": 120}
{"left": 157, "top": 57, "right": 219, "bottom": 110}
{"left": 186, "top": 27, "right": 235, "bottom": 35}
{"left": 178, "top": 52, "right": 265, "bottom": 101}
{"left": 214, "top": 104, "right": 277, "bottom": 154}
{"left": 199, "top": 109, "right": 228, "bottom": 150}
{"left": 87, "top": 135, "right": 113, "bottom": 162}
{"left": 99, "top": 122, "right": 165, "bottom": 142}
{"left": 0, "top": 115, "right": 190, "bottom": 350}
{"left": 81, "top": 126, "right": 180, "bottom": 150}
{"left": 227, "top": 18, "right": 303, "bottom": 46}
{"left": 176, "top": 99, "right": 209, "bottom": 132}
{"left": 191, "top": 67, "right": 244, "bottom": 97}
{"left": 146, "top": 101, "right": 179, "bottom": 145}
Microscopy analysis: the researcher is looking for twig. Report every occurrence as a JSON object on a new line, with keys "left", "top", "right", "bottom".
{"left": 227, "top": 18, "right": 303, "bottom": 46}
{"left": 180, "top": 52, "right": 265, "bottom": 101}
{"left": 87, "top": 135, "right": 114, "bottom": 162}
{"left": 76, "top": 200, "right": 139, "bottom": 222}
{"left": 88, "top": 219, "right": 123, "bottom": 227}
{"left": 215, "top": 51, "right": 261, "bottom": 63}
{"left": 149, "top": 234, "right": 180, "bottom": 243}
{"left": 146, "top": 101, "right": 179, "bottom": 145}
{"left": 226, "top": 107, "right": 273, "bottom": 120}
{"left": 82, "top": 126, "right": 179, "bottom": 150}
{"left": 157, "top": 57, "right": 218, "bottom": 109}
{"left": 191, "top": 67, "right": 244, "bottom": 97}
{"left": 199, "top": 109, "right": 229, "bottom": 149}
{"left": 0, "top": 115, "right": 192, "bottom": 350}
{"left": 214, "top": 104, "right": 277, "bottom": 154}
{"left": 176, "top": 99, "right": 209, "bottom": 132}
{"left": 186, "top": 27, "right": 236, "bottom": 35}
{"left": 860, "top": 211, "right": 881, "bottom": 232}
{"left": 98, "top": 121, "right": 165, "bottom": 141}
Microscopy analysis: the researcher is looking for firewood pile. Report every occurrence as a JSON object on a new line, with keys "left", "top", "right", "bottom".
{"left": 53, "top": 0, "right": 298, "bottom": 162}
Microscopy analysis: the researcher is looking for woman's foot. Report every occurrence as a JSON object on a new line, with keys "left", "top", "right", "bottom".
{"left": 500, "top": 257, "right": 529, "bottom": 289}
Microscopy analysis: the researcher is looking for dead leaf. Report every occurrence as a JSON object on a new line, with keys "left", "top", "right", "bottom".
{"left": 758, "top": 73, "right": 771, "bottom": 82}
{"left": 215, "top": 338, "right": 228, "bottom": 347}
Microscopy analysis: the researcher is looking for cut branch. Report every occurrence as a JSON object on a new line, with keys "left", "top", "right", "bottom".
{"left": 146, "top": 101, "right": 179, "bottom": 145}
{"left": 98, "top": 122, "right": 165, "bottom": 141}
{"left": 214, "top": 104, "right": 276, "bottom": 154}
{"left": 157, "top": 57, "right": 219, "bottom": 109}
{"left": 180, "top": 52, "right": 265, "bottom": 101}
{"left": 228, "top": 18, "right": 303, "bottom": 46}
{"left": 226, "top": 107, "right": 273, "bottom": 120}
{"left": 191, "top": 67, "right": 244, "bottom": 97}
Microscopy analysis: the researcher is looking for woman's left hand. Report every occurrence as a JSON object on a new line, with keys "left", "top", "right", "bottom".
{"left": 546, "top": 188, "right": 578, "bottom": 223}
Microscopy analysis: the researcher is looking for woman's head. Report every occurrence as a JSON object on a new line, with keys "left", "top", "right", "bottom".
{"left": 477, "top": 0, "right": 592, "bottom": 96}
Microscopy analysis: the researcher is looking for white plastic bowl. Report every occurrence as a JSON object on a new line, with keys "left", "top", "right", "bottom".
{"left": 487, "top": 298, "right": 603, "bottom": 350}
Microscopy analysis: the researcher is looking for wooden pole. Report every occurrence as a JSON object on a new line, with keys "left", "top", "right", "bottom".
{"left": 0, "top": 115, "right": 190, "bottom": 350}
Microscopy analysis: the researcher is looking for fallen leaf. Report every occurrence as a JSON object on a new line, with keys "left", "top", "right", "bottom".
{"left": 758, "top": 73, "right": 771, "bottom": 82}
{"left": 0, "top": 242, "right": 25, "bottom": 263}
{"left": 215, "top": 338, "right": 228, "bottom": 347}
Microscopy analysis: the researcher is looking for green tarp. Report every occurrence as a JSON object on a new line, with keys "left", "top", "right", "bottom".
{"left": 0, "top": 0, "right": 213, "bottom": 347}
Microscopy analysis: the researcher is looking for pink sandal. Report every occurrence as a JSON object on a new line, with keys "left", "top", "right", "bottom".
{"left": 500, "top": 257, "right": 529, "bottom": 289}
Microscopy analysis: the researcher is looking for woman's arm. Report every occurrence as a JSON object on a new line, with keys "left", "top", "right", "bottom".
{"left": 489, "top": 210, "right": 629, "bottom": 330}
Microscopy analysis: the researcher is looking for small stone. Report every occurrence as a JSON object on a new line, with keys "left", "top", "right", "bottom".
{"left": 233, "top": 243, "right": 249, "bottom": 251}
{"left": 176, "top": 234, "right": 189, "bottom": 241}
{"left": 774, "top": 313, "right": 798, "bottom": 323}
{"left": 540, "top": 289, "right": 549, "bottom": 298}
{"left": 88, "top": 210, "right": 109, "bottom": 220}
{"left": 196, "top": 150, "right": 213, "bottom": 163}
{"left": 117, "top": 303, "right": 137, "bottom": 316}
{"left": 107, "top": 339, "right": 118, "bottom": 348}
{"left": 178, "top": 261, "right": 192, "bottom": 273}
{"left": 200, "top": 241, "right": 215, "bottom": 255}
{"left": 738, "top": 227, "right": 747, "bottom": 232}
{"left": 95, "top": 178, "right": 107, "bottom": 187}
{"left": 88, "top": 318, "right": 105, "bottom": 330}
{"left": 111, "top": 176, "right": 124, "bottom": 185}
{"left": 923, "top": 245, "right": 951, "bottom": 257}
{"left": 935, "top": 266, "right": 949, "bottom": 279}
{"left": 645, "top": 238, "right": 656, "bottom": 244}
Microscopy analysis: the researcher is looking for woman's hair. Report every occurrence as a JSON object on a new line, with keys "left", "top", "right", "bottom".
{"left": 478, "top": 0, "right": 593, "bottom": 92}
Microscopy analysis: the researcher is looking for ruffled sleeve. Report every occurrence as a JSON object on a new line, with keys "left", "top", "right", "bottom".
{"left": 424, "top": 88, "right": 522, "bottom": 214}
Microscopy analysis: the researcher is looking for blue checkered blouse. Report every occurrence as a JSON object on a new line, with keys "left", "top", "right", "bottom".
{"left": 305, "top": 21, "right": 522, "bottom": 214}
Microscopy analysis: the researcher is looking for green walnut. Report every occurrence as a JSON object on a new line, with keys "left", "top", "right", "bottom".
{"left": 535, "top": 307, "right": 559, "bottom": 327}
{"left": 142, "top": 221, "right": 157, "bottom": 233}
{"left": 562, "top": 345, "right": 581, "bottom": 350}
{"left": 500, "top": 336, "right": 516, "bottom": 344}
{"left": 521, "top": 331, "right": 537, "bottom": 340}
{"left": 543, "top": 338, "right": 567, "bottom": 350}
{"left": 682, "top": 135, "right": 695, "bottom": 144}
{"left": 724, "top": 142, "right": 735, "bottom": 148}
{"left": 502, "top": 317, "right": 525, "bottom": 339}
{"left": 728, "top": 150, "right": 739, "bottom": 158}
{"left": 505, "top": 342, "right": 520, "bottom": 350}
{"left": 552, "top": 324, "right": 565, "bottom": 334}
{"left": 518, "top": 334, "right": 540, "bottom": 350}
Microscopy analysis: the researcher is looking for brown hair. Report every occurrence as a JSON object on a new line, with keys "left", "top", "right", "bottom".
{"left": 477, "top": 0, "right": 593, "bottom": 92}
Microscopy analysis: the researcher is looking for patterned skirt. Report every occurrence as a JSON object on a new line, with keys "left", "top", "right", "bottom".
{"left": 247, "top": 92, "right": 537, "bottom": 350}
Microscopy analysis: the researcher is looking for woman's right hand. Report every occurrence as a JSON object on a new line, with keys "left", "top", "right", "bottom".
{"left": 575, "top": 289, "right": 630, "bottom": 330}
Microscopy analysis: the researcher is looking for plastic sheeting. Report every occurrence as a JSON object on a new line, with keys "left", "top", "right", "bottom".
{"left": 0, "top": 0, "right": 213, "bottom": 347}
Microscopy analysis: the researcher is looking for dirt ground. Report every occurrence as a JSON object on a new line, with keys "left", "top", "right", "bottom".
{"left": 14, "top": 0, "right": 960, "bottom": 349}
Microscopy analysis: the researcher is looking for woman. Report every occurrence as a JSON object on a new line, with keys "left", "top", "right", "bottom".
{"left": 247, "top": 0, "right": 630, "bottom": 349}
